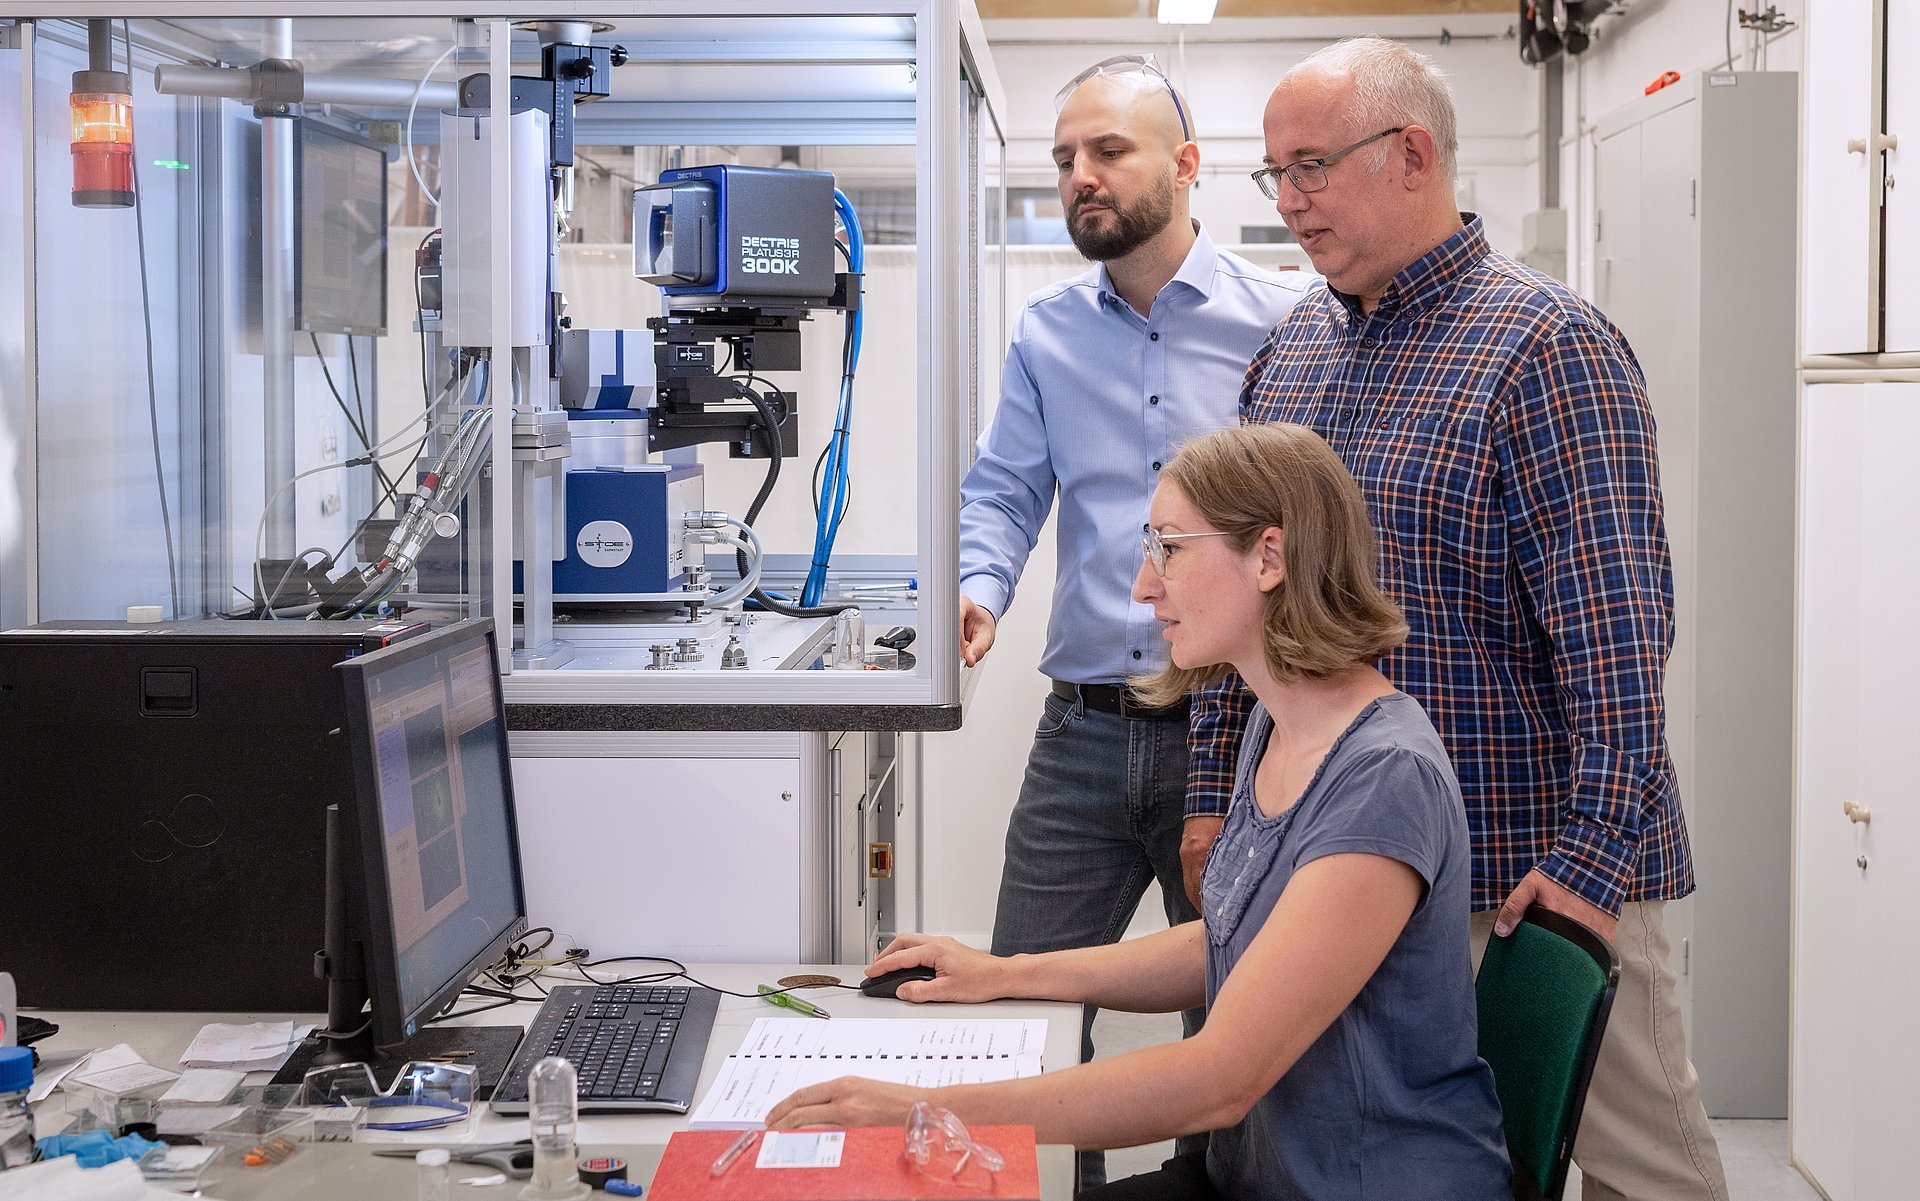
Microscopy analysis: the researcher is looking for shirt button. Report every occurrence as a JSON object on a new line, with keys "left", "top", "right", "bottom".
{"left": 1149, "top": 395, "right": 1159, "bottom": 405}
{"left": 1362, "top": 337, "right": 1377, "bottom": 348}
{"left": 1151, "top": 461, "right": 1162, "bottom": 471}
{"left": 1247, "top": 847, "right": 1256, "bottom": 858}
{"left": 1132, "top": 650, "right": 1143, "bottom": 660}
{"left": 1149, "top": 332, "right": 1160, "bottom": 341}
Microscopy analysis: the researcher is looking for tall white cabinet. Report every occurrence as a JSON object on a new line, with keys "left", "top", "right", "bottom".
{"left": 1589, "top": 71, "right": 1798, "bottom": 1119}
{"left": 1792, "top": 384, "right": 1920, "bottom": 1201}
{"left": 1793, "top": 0, "right": 1920, "bottom": 1196}
{"left": 1801, "top": 0, "right": 1920, "bottom": 355}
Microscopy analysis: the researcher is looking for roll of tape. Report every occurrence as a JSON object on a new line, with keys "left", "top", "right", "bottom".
{"left": 578, "top": 1155, "right": 629, "bottom": 1188}
{"left": 127, "top": 605, "right": 165, "bottom": 624}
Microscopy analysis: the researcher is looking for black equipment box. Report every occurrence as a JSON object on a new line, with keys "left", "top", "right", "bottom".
{"left": 0, "top": 619, "right": 428, "bottom": 1011}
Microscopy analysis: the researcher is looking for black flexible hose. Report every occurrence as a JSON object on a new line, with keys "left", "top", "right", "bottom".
{"left": 733, "top": 381, "right": 857, "bottom": 618}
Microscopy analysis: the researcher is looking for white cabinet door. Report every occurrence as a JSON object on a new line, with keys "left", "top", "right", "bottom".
{"left": 1848, "top": 385, "right": 1920, "bottom": 1199}
{"left": 1801, "top": 0, "right": 1880, "bottom": 354}
{"left": 1883, "top": 3, "right": 1920, "bottom": 352}
{"left": 1792, "top": 384, "right": 1866, "bottom": 1200}
{"left": 1793, "top": 382, "right": 1920, "bottom": 1201}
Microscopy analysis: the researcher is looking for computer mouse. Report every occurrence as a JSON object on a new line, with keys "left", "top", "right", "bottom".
{"left": 859, "top": 966, "right": 937, "bottom": 999}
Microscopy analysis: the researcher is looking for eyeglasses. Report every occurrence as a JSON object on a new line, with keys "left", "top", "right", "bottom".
{"left": 905, "top": 1101, "right": 1004, "bottom": 1188}
{"left": 1054, "top": 53, "right": 1193, "bottom": 145}
{"left": 1250, "top": 127, "right": 1406, "bottom": 200}
{"left": 299, "top": 1060, "right": 476, "bottom": 1131}
{"left": 1141, "top": 527, "right": 1232, "bottom": 575}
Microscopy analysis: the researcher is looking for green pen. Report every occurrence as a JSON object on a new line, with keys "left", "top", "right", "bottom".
{"left": 757, "top": 983, "right": 831, "bottom": 1019}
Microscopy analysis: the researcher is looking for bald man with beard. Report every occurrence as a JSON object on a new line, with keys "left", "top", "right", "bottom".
{"left": 955, "top": 60, "right": 1314, "bottom": 1187}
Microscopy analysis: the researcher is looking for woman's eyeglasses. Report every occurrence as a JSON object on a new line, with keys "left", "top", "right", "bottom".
{"left": 1141, "top": 528, "right": 1232, "bottom": 575}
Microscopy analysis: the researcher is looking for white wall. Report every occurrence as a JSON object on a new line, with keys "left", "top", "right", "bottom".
{"left": 983, "top": 15, "right": 1538, "bottom": 257}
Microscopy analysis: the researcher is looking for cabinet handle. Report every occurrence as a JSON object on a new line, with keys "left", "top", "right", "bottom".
{"left": 1844, "top": 800, "right": 1873, "bottom": 825}
{"left": 1875, "top": 132, "right": 1900, "bottom": 153}
{"left": 1849, "top": 137, "right": 1869, "bottom": 155}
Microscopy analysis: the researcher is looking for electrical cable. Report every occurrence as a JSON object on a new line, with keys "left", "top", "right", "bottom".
{"left": 328, "top": 357, "right": 472, "bottom": 568}
{"left": 405, "top": 45, "right": 456, "bottom": 210}
{"left": 252, "top": 363, "right": 473, "bottom": 617}
{"left": 309, "top": 331, "right": 401, "bottom": 496}
{"left": 730, "top": 380, "right": 855, "bottom": 617}
{"left": 803, "top": 190, "right": 865, "bottom": 607}
{"left": 124, "top": 20, "right": 182, "bottom": 619}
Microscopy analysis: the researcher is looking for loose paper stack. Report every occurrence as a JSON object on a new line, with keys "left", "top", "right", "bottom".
{"left": 178, "top": 1021, "right": 314, "bottom": 1072}
{"left": 688, "top": 1017, "right": 1045, "bottom": 1130}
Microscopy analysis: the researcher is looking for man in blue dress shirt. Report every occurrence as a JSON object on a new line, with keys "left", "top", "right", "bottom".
{"left": 955, "top": 58, "right": 1312, "bottom": 1187}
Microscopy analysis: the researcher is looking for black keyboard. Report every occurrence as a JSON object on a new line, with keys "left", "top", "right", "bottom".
{"left": 489, "top": 983, "right": 720, "bottom": 1114}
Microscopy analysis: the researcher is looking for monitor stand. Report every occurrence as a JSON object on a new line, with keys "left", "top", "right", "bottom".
{"left": 271, "top": 805, "right": 523, "bottom": 1099}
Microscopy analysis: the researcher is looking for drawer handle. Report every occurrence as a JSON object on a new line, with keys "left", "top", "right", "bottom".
{"left": 1849, "top": 137, "right": 1869, "bottom": 155}
{"left": 1844, "top": 800, "right": 1873, "bottom": 825}
{"left": 1875, "top": 132, "right": 1900, "bottom": 153}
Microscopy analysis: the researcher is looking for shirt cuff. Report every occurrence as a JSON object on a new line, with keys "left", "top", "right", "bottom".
{"left": 1182, "top": 767, "right": 1234, "bottom": 821}
{"left": 1536, "top": 817, "right": 1640, "bottom": 917}
{"left": 958, "top": 575, "right": 1008, "bottom": 622}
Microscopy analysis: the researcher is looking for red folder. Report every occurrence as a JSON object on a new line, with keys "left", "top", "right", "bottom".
{"left": 647, "top": 1126, "right": 1042, "bottom": 1200}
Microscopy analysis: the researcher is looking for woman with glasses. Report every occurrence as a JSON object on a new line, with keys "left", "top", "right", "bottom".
{"left": 768, "top": 423, "right": 1508, "bottom": 1200}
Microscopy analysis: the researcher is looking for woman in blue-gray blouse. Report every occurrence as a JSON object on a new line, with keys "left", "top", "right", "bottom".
{"left": 767, "top": 423, "right": 1509, "bottom": 1201}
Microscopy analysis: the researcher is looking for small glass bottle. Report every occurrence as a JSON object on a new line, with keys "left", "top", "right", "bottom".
{"left": 520, "top": 1057, "right": 589, "bottom": 1201}
{"left": 416, "top": 1147, "right": 450, "bottom": 1201}
{"left": 0, "top": 1047, "right": 35, "bottom": 1170}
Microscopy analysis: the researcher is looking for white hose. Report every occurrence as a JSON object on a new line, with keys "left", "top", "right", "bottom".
{"left": 405, "top": 44, "right": 457, "bottom": 210}
{"left": 704, "top": 521, "right": 764, "bottom": 610}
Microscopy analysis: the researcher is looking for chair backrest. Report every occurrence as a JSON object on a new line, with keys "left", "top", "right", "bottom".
{"left": 1475, "top": 908, "right": 1621, "bottom": 1201}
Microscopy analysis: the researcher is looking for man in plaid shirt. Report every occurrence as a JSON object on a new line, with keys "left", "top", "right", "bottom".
{"left": 1186, "top": 38, "right": 1728, "bottom": 1199}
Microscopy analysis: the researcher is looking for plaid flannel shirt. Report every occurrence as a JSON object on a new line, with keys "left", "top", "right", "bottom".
{"left": 1187, "top": 216, "right": 1695, "bottom": 915}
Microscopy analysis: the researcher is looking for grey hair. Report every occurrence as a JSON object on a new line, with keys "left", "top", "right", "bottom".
{"left": 1284, "top": 36, "right": 1458, "bottom": 183}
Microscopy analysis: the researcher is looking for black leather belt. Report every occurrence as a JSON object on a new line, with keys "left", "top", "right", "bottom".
{"left": 1051, "top": 679, "right": 1190, "bottom": 723}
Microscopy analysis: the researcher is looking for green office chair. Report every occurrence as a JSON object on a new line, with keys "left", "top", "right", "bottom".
{"left": 1475, "top": 908, "right": 1621, "bottom": 1201}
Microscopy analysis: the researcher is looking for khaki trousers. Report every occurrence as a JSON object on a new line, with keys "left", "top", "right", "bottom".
{"left": 1470, "top": 902, "right": 1728, "bottom": 1201}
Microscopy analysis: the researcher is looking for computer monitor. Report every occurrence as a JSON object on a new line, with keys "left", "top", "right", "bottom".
{"left": 294, "top": 118, "right": 388, "bottom": 337}
{"left": 334, "top": 619, "right": 527, "bottom": 1051}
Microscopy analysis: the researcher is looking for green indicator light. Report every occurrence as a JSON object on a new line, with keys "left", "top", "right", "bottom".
{"left": 151, "top": 159, "right": 191, "bottom": 170}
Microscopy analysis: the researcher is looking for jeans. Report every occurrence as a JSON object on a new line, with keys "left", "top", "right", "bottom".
{"left": 991, "top": 689, "right": 1208, "bottom": 1190}
{"left": 1077, "top": 1150, "right": 1220, "bottom": 1201}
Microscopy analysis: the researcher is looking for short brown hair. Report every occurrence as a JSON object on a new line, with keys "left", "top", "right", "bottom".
{"left": 1130, "top": 423, "right": 1407, "bottom": 706}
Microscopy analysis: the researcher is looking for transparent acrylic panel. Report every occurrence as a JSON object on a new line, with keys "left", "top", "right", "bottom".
{"left": 24, "top": 14, "right": 497, "bottom": 630}
{"left": 17, "top": 5, "right": 1004, "bottom": 717}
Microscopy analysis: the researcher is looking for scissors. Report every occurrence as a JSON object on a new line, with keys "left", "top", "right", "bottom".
{"left": 372, "top": 1140, "right": 535, "bottom": 1179}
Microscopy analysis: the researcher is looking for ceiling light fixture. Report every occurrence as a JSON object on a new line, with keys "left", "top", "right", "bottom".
{"left": 1157, "top": 0, "right": 1218, "bottom": 26}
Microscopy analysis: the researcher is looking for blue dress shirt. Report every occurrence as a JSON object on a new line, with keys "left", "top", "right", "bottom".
{"left": 959, "top": 225, "right": 1314, "bottom": 685}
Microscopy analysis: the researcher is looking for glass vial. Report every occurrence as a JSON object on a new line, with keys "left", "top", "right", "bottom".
{"left": 415, "top": 1147, "right": 450, "bottom": 1201}
{"left": 0, "top": 1047, "right": 35, "bottom": 1170}
{"left": 520, "top": 1057, "right": 590, "bottom": 1201}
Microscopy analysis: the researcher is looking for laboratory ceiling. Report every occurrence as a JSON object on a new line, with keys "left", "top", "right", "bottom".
{"left": 980, "top": 0, "right": 1510, "bottom": 15}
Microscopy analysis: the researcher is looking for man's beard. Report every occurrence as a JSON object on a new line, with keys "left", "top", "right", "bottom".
{"left": 1066, "top": 171, "right": 1176, "bottom": 262}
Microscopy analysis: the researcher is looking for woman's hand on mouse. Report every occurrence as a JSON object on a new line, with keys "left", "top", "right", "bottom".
{"left": 765, "top": 1076, "right": 928, "bottom": 1131}
{"left": 868, "top": 934, "right": 1008, "bottom": 1004}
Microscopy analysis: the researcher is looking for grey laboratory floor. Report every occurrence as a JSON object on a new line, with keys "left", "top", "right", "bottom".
{"left": 1090, "top": 1009, "right": 1821, "bottom": 1199}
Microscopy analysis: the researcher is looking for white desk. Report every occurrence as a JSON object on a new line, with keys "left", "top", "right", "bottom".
{"left": 33, "top": 964, "right": 1078, "bottom": 1198}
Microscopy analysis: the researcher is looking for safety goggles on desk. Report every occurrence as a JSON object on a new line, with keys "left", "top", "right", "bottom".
{"left": 299, "top": 1061, "right": 475, "bottom": 1131}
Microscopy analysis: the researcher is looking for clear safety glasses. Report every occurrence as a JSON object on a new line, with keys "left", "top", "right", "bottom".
{"left": 299, "top": 1060, "right": 476, "bottom": 1131}
{"left": 1141, "top": 527, "right": 1232, "bottom": 575}
{"left": 1053, "top": 53, "right": 1193, "bottom": 145}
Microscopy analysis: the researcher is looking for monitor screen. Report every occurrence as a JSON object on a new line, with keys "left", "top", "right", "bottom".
{"left": 295, "top": 119, "right": 389, "bottom": 336}
{"left": 338, "top": 621, "right": 525, "bottom": 1044}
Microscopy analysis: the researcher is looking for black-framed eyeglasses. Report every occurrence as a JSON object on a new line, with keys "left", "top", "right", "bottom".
{"left": 1054, "top": 53, "right": 1193, "bottom": 146}
{"left": 1250, "top": 127, "right": 1406, "bottom": 200}
{"left": 1141, "top": 527, "right": 1232, "bottom": 575}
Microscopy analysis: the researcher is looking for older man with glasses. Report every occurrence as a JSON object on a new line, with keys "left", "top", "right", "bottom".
{"left": 1190, "top": 36, "right": 1730, "bottom": 1201}
{"left": 956, "top": 54, "right": 1313, "bottom": 1188}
